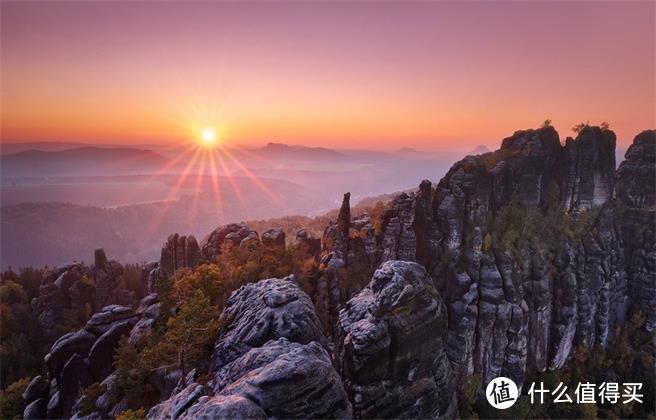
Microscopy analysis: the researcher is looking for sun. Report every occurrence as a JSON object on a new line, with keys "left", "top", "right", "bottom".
{"left": 199, "top": 126, "right": 218, "bottom": 147}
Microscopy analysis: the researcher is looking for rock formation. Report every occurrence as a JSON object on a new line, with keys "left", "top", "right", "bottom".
{"left": 261, "top": 227, "right": 286, "bottom": 247}
{"left": 291, "top": 229, "right": 322, "bottom": 258}
{"left": 337, "top": 261, "right": 456, "bottom": 418}
{"left": 27, "top": 303, "right": 145, "bottom": 419}
{"left": 616, "top": 129, "right": 655, "bottom": 209}
{"left": 317, "top": 126, "right": 655, "bottom": 390}
{"left": 159, "top": 234, "right": 201, "bottom": 278}
{"left": 33, "top": 263, "right": 92, "bottom": 336}
{"left": 200, "top": 223, "right": 259, "bottom": 261}
{"left": 148, "top": 276, "right": 351, "bottom": 419}
{"left": 20, "top": 125, "right": 655, "bottom": 419}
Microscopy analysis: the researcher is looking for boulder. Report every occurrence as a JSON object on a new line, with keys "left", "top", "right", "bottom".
{"left": 201, "top": 224, "right": 258, "bottom": 260}
{"left": 59, "top": 354, "right": 93, "bottom": 418}
{"left": 88, "top": 321, "right": 134, "bottom": 381}
{"left": 150, "top": 277, "right": 351, "bottom": 419}
{"left": 177, "top": 339, "right": 349, "bottom": 419}
{"left": 45, "top": 329, "right": 97, "bottom": 380}
{"left": 210, "top": 275, "right": 325, "bottom": 370}
{"left": 337, "top": 261, "right": 456, "bottom": 419}
{"left": 85, "top": 304, "right": 138, "bottom": 336}
{"left": 22, "top": 375, "right": 49, "bottom": 404}
{"left": 261, "top": 228, "right": 286, "bottom": 248}
{"left": 47, "top": 391, "right": 62, "bottom": 418}
{"left": 23, "top": 397, "right": 47, "bottom": 419}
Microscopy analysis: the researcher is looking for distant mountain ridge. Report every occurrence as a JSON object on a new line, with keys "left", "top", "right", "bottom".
{"left": 1, "top": 147, "right": 168, "bottom": 178}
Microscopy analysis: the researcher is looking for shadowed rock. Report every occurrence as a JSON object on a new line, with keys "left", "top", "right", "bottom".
{"left": 261, "top": 228, "right": 286, "bottom": 247}
{"left": 159, "top": 234, "right": 201, "bottom": 278}
{"left": 148, "top": 277, "right": 351, "bottom": 419}
{"left": 616, "top": 129, "right": 655, "bottom": 209}
{"left": 337, "top": 261, "right": 456, "bottom": 419}
{"left": 201, "top": 223, "right": 259, "bottom": 260}
{"left": 210, "top": 275, "right": 325, "bottom": 369}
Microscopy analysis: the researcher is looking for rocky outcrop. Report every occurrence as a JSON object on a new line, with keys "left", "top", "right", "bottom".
{"left": 200, "top": 223, "right": 259, "bottom": 261}
{"left": 562, "top": 126, "right": 616, "bottom": 212}
{"left": 159, "top": 234, "right": 201, "bottom": 278}
{"left": 33, "top": 263, "right": 92, "bottom": 335}
{"left": 318, "top": 126, "right": 654, "bottom": 393}
{"left": 32, "top": 301, "right": 146, "bottom": 419}
{"left": 337, "top": 261, "right": 456, "bottom": 419}
{"left": 210, "top": 276, "right": 326, "bottom": 368}
{"left": 59, "top": 354, "right": 93, "bottom": 418}
{"left": 88, "top": 321, "right": 134, "bottom": 381}
{"left": 84, "top": 304, "right": 138, "bottom": 336}
{"left": 149, "top": 276, "right": 351, "bottom": 419}
{"left": 261, "top": 228, "right": 286, "bottom": 248}
{"left": 291, "top": 229, "right": 321, "bottom": 258}
{"left": 616, "top": 130, "right": 655, "bottom": 209}
{"left": 45, "top": 329, "right": 97, "bottom": 381}
{"left": 94, "top": 248, "right": 136, "bottom": 309}
{"left": 24, "top": 397, "right": 47, "bottom": 419}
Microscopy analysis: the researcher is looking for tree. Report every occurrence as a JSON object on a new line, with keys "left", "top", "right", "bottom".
{"left": 600, "top": 121, "right": 610, "bottom": 131}
{"left": 172, "top": 264, "right": 222, "bottom": 304}
{"left": 572, "top": 121, "right": 590, "bottom": 133}
{"left": 156, "top": 290, "right": 219, "bottom": 376}
{"left": 112, "top": 337, "right": 152, "bottom": 407}
{"left": 541, "top": 119, "right": 552, "bottom": 128}
{"left": 0, "top": 377, "right": 30, "bottom": 419}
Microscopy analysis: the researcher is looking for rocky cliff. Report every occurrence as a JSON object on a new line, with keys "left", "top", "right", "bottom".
{"left": 20, "top": 126, "right": 654, "bottom": 419}
{"left": 313, "top": 127, "right": 655, "bottom": 391}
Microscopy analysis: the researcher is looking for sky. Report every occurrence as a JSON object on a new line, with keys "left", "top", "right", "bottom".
{"left": 1, "top": 1, "right": 654, "bottom": 150}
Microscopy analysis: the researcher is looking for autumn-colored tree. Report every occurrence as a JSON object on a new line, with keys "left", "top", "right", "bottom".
{"left": 154, "top": 290, "right": 219, "bottom": 377}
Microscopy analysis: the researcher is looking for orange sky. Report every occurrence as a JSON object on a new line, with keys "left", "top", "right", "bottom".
{"left": 1, "top": 2, "right": 654, "bottom": 150}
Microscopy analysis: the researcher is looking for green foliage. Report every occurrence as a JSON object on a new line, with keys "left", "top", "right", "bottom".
{"left": 111, "top": 288, "right": 220, "bottom": 409}
{"left": 0, "top": 377, "right": 30, "bottom": 419}
{"left": 0, "top": 281, "right": 27, "bottom": 306}
{"left": 78, "top": 382, "right": 105, "bottom": 415}
{"left": 111, "top": 336, "right": 155, "bottom": 409}
{"left": 0, "top": 279, "right": 44, "bottom": 388}
{"left": 154, "top": 290, "right": 219, "bottom": 376}
{"left": 457, "top": 374, "right": 481, "bottom": 418}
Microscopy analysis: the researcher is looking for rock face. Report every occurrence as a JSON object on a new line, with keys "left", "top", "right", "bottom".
{"left": 159, "top": 234, "right": 201, "bottom": 278}
{"left": 33, "top": 251, "right": 141, "bottom": 338}
{"left": 317, "top": 126, "right": 655, "bottom": 392}
{"left": 562, "top": 126, "right": 616, "bottom": 212}
{"left": 149, "top": 276, "right": 351, "bottom": 419}
{"left": 291, "top": 229, "right": 321, "bottom": 258}
{"left": 261, "top": 228, "right": 286, "bottom": 248}
{"left": 616, "top": 130, "right": 655, "bottom": 209}
{"left": 21, "top": 125, "right": 655, "bottom": 419}
{"left": 32, "top": 301, "right": 146, "bottom": 419}
{"left": 33, "top": 263, "right": 92, "bottom": 336}
{"left": 337, "top": 261, "right": 456, "bottom": 419}
{"left": 200, "top": 223, "right": 259, "bottom": 261}
{"left": 210, "top": 276, "right": 326, "bottom": 369}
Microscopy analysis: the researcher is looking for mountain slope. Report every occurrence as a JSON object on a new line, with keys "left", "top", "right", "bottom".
{"left": 1, "top": 147, "right": 168, "bottom": 178}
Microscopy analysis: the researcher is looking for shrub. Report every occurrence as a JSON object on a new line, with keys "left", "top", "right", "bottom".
{"left": 0, "top": 377, "right": 30, "bottom": 419}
